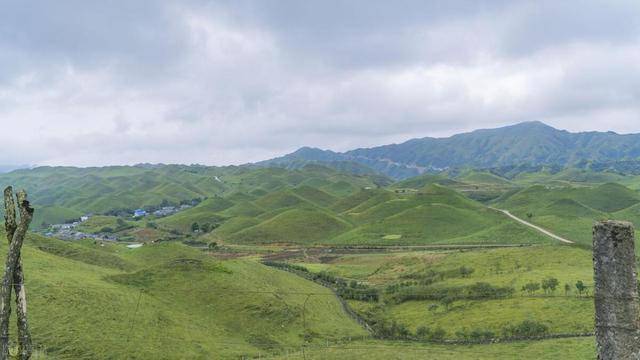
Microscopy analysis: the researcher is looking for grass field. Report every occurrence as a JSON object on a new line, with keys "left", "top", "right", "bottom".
{"left": 293, "top": 245, "right": 595, "bottom": 341}
{"left": 268, "top": 337, "right": 595, "bottom": 359}
{"left": 1, "top": 230, "right": 368, "bottom": 359}
{"left": 3, "top": 164, "right": 640, "bottom": 358}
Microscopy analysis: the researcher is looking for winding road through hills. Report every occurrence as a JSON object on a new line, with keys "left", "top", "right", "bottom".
{"left": 489, "top": 207, "right": 575, "bottom": 244}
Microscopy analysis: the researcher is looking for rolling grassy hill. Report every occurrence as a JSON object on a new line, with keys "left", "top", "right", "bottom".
{"left": 4, "top": 160, "right": 640, "bottom": 359}
{"left": 229, "top": 208, "right": 351, "bottom": 245}
{"left": 2, "top": 230, "right": 367, "bottom": 359}
{"left": 0, "top": 164, "right": 386, "bottom": 230}
{"left": 494, "top": 182, "right": 640, "bottom": 245}
{"left": 182, "top": 183, "right": 553, "bottom": 246}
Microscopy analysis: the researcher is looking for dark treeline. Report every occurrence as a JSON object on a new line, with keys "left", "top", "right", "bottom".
{"left": 263, "top": 261, "right": 379, "bottom": 302}
{"left": 388, "top": 282, "right": 514, "bottom": 304}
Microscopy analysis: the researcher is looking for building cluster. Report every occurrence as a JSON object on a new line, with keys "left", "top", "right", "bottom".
{"left": 44, "top": 215, "right": 118, "bottom": 242}
{"left": 133, "top": 204, "right": 192, "bottom": 218}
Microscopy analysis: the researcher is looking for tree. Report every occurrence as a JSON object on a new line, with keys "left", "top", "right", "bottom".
{"left": 441, "top": 296, "right": 454, "bottom": 311}
{"left": 526, "top": 212, "right": 534, "bottom": 219}
{"left": 208, "top": 242, "right": 218, "bottom": 250}
{"left": 416, "top": 326, "right": 430, "bottom": 338}
{"left": 575, "top": 280, "right": 587, "bottom": 296}
{"left": 493, "top": 261, "right": 502, "bottom": 274}
{"left": 564, "top": 283, "right": 571, "bottom": 296}
{"left": 521, "top": 282, "right": 540, "bottom": 295}
{"left": 428, "top": 327, "right": 447, "bottom": 341}
{"left": 459, "top": 266, "right": 474, "bottom": 278}
{"left": 541, "top": 277, "right": 559, "bottom": 294}
{"left": 200, "top": 223, "right": 211, "bottom": 233}
{"left": 191, "top": 222, "right": 200, "bottom": 233}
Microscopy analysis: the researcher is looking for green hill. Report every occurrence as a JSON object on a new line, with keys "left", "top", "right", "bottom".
{"left": 291, "top": 185, "right": 338, "bottom": 208}
{"left": 573, "top": 183, "right": 640, "bottom": 212}
{"left": 0, "top": 164, "right": 385, "bottom": 230}
{"left": 228, "top": 208, "right": 351, "bottom": 244}
{"left": 494, "top": 183, "right": 640, "bottom": 245}
{"left": 253, "top": 190, "right": 308, "bottom": 210}
{"left": 331, "top": 189, "right": 386, "bottom": 213}
{"left": 392, "top": 174, "right": 460, "bottom": 189}
{"left": 3, "top": 231, "right": 367, "bottom": 359}
{"left": 455, "top": 171, "right": 513, "bottom": 186}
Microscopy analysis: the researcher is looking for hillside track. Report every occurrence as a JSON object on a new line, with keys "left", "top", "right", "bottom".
{"left": 489, "top": 207, "right": 574, "bottom": 244}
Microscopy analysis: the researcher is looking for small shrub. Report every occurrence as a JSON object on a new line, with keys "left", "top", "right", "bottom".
{"left": 427, "top": 327, "right": 446, "bottom": 341}
{"left": 502, "top": 320, "right": 549, "bottom": 338}
{"left": 416, "top": 326, "right": 430, "bottom": 338}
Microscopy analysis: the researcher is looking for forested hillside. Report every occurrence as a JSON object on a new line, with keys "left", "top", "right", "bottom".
{"left": 259, "top": 122, "right": 640, "bottom": 179}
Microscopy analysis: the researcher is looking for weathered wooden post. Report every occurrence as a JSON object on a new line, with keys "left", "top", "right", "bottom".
{"left": 593, "top": 220, "right": 640, "bottom": 360}
{"left": 1, "top": 188, "right": 33, "bottom": 359}
{"left": 3, "top": 187, "right": 33, "bottom": 359}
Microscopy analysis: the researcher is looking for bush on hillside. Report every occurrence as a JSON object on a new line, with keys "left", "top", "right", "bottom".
{"left": 455, "top": 327, "right": 495, "bottom": 341}
{"left": 262, "top": 261, "right": 309, "bottom": 273}
{"left": 502, "top": 320, "right": 549, "bottom": 338}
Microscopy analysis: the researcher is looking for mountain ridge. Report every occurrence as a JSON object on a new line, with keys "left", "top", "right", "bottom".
{"left": 256, "top": 121, "right": 640, "bottom": 179}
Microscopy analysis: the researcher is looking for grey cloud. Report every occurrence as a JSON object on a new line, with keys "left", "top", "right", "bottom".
{"left": 0, "top": 1, "right": 639, "bottom": 166}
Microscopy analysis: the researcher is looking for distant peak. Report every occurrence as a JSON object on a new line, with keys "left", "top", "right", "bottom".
{"left": 292, "top": 147, "right": 337, "bottom": 156}
{"left": 513, "top": 121, "right": 554, "bottom": 129}
{"left": 294, "top": 146, "right": 322, "bottom": 152}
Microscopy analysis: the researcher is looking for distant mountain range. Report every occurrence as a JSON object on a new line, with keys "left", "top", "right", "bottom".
{"left": 257, "top": 121, "right": 640, "bottom": 179}
{"left": 0, "top": 164, "right": 32, "bottom": 174}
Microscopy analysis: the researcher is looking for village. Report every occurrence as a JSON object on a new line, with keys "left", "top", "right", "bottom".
{"left": 43, "top": 203, "right": 193, "bottom": 242}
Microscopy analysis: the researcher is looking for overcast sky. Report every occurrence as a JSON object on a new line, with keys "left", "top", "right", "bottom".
{"left": 1, "top": 0, "right": 639, "bottom": 166}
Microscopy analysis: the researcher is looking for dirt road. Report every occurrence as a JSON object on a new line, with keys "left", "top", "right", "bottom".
{"left": 490, "top": 208, "right": 574, "bottom": 244}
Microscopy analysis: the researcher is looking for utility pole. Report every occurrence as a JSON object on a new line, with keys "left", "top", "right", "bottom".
{"left": 593, "top": 220, "right": 640, "bottom": 360}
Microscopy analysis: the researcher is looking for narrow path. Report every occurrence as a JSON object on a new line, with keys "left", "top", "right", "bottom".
{"left": 489, "top": 208, "right": 574, "bottom": 244}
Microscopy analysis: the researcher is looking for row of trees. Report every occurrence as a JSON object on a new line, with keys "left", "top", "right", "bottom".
{"left": 521, "top": 278, "right": 589, "bottom": 296}
{"left": 262, "top": 261, "right": 380, "bottom": 302}
{"left": 399, "top": 266, "right": 475, "bottom": 284}
{"left": 372, "top": 319, "right": 549, "bottom": 342}
{"left": 389, "top": 281, "right": 514, "bottom": 305}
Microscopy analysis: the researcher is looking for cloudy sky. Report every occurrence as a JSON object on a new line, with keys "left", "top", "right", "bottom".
{"left": 1, "top": 0, "right": 639, "bottom": 166}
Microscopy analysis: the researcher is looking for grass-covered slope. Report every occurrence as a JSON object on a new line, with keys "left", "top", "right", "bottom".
{"left": 294, "top": 245, "right": 595, "bottom": 347}
{"left": 494, "top": 183, "right": 640, "bottom": 245}
{"left": 4, "top": 231, "right": 367, "bottom": 359}
{"left": 228, "top": 208, "right": 352, "bottom": 244}
{"left": 270, "top": 337, "right": 595, "bottom": 360}
{"left": 0, "top": 164, "right": 386, "bottom": 230}
{"left": 329, "top": 185, "right": 550, "bottom": 246}
{"left": 455, "top": 170, "right": 513, "bottom": 186}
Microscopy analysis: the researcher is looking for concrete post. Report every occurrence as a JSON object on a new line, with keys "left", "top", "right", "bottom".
{"left": 593, "top": 220, "right": 640, "bottom": 360}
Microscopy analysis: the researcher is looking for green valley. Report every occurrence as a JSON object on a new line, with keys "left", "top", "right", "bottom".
{"left": 3, "top": 161, "right": 640, "bottom": 359}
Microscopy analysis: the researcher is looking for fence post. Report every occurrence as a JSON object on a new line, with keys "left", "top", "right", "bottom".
{"left": 593, "top": 220, "right": 640, "bottom": 359}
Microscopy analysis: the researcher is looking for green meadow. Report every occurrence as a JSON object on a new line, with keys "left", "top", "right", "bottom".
{"left": 2, "top": 163, "right": 640, "bottom": 358}
{"left": 1, "top": 231, "right": 366, "bottom": 359}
